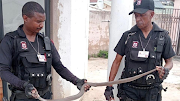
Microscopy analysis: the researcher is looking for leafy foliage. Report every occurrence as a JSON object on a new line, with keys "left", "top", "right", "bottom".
{"left": 97, "top": 50, "right": 108, "bottom": 58}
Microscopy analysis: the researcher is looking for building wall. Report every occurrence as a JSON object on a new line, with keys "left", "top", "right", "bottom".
{"left": 50, "top": 0, "right": 89, "bottom": 100}
{"left": 174, "top": 0, "right": 180, "bottom": 9}
{"left": 88, "top": 11, "right": 110, "bottom": 55}
{"left": 104, "top": 4, "right": 111, "bottom": 11}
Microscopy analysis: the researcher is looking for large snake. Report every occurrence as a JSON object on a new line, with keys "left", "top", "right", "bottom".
{"left": 34, "top": 68, "right": 157, "bottom": 101}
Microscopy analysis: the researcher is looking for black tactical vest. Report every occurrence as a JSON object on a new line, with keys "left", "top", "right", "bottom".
{"left": 121, "top": 28, "right": 168, "bottom": 85}
{"left": 7, "top": 31, "right": 52, "bottom": 89}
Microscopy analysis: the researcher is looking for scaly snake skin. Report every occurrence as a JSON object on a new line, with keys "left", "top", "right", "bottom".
{"left": 34, "top": 68, "right": 157, "bottom": 101}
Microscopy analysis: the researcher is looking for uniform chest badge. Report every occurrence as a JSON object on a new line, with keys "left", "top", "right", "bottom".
{"left": 132, "top": 41, "right": 139, "bottom": 48}
{"left": 20, "top": 41, "right": 28, "bottom": 50}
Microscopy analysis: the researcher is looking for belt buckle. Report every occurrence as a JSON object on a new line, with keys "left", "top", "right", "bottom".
{"left": 146, "top": 74, "right": 155, "bottom": 85}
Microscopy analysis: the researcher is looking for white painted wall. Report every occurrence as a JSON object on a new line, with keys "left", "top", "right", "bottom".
{"left": 51, "top": 0, "right": 89, "bottom": 100}
{"left": 174, "top": 0, "right": 180, "bottom": 9}
{"left": 70, "top": 0, "right": 89, "bottom": 98}
{"left": 108, "top": 0, "right": 133, "bottom": 100}
{"left": 97, "top": 0, "right": 104, "bottom": 9}
{"left": 57, "top": 0, "right": 72, "bottom": 98}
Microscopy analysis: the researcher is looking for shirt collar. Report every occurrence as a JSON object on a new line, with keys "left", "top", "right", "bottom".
{"left": 17, "top": 24, "right": 42, "bottom": 38}
{"left": 152, "top": 22, "right": 164, "bottom": 32}
{"left": 17, "top": 24, "right": 26, "bottom": 38}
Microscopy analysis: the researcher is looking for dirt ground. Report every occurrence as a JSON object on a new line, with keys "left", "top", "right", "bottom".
{"left": 81, "top": 57, "right": 180, "bottom": 101}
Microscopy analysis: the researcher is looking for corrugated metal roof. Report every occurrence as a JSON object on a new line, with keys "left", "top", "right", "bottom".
{"left": 154, "top": 0, "right": 160, "bottom": 1}
{"left": 90, "top": 0, "right": 98, "bottom": 3}
{"left": 154, "top": 1, "right": 164, "bottom": 8}
{"left": 160, "top": 0, "right": 167, "bottom": 2}
{"left": 104, "top": 0, "right": 111, "bottom": 6}
{"left": 90, "top": 0, "right": 111, "bottom": 3}
{"left": 90, "top": 0, "right": 172, "bottom": 9}
{"left": 103, "top": 0, "right": 165, "bottom": 9}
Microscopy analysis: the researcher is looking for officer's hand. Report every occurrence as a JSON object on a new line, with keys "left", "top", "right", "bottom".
{"left": 76, "top": 79, "right": 90, "bottom": 91}
{"left": 156, "top": 66, "right": 169, "bottom": 80}
{"left": 23, "top": 82, "right": 37, "bottom": 98}
{"left": 104, "top": 86, "right": 114, "bottom": 101}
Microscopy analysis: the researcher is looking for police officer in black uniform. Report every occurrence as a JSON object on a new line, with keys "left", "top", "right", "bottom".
{"left": 104, "top": 0, "right": 175, "bottom": 101}
{"left": 0, "top": 1, "right": 90, "bottom": 101}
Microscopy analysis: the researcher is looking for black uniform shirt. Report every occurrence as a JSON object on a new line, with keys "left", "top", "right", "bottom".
{"left": 114, "top": 22, "right": 175, "bottom": 60}
{"left": 0, "top": 25, "right": 78, "bottom": 89}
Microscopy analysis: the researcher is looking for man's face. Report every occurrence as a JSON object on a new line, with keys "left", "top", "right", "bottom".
{"left": 134, "top": 11, "right": 154, "bottom": 29}
{"left": 23, "top": 12, "right": 46, "bottom": 33}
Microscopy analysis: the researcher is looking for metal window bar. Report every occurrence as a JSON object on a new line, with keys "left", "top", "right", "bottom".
{"left": 157, "top": 8, "right": 180, "bottom": 55}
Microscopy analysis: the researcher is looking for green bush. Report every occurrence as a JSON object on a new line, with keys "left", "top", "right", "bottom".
{"left": 91, "top": 54, "right": 98, "bottom": 58}
{"left": 88, "top": 54, "right": 97, "bottom": 59}
{"left": 97, "top": 50, "right": 108, "bottom": 58}
{"left": 88, "top": 55, "right": 90, "bottom": 60}
{"left": 88, "top": 50, "right": 108, "bottom": 59}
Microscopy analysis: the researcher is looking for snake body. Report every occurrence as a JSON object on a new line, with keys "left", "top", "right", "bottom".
{"left": 36, "top": 68, "right": 157, "bottom": 101}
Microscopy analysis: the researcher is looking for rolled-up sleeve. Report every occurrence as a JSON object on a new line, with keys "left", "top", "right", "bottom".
{"left": 114, "top": 33, "right": 128, "bottom": 56}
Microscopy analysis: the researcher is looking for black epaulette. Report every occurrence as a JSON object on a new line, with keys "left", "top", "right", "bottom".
{"left": 125, "top": 32, "right": 136, "bottom": 45}
{"left": 124, "top": 25, "right": 138, "bottom": 45}
{"left": 5, "top": 31, "right": 19, "bottom": 39}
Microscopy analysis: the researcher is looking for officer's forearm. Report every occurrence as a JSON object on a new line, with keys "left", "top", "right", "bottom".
{"left": 164, "top": 57, "right": 173, "bottom": 70}
{"left": 109, "top": 61, "right": 120, "bottom": 82}
{"left": 108, "top": 54, "right": 123, "bottom": 84}
{"left": 0, "top": 66, "right": 25, "bottom": 89}
{"left": 60, "top": 69, "right": 78, "bottom": 85}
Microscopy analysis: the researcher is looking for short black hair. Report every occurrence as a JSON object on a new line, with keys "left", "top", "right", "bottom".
{"left": 22, "top": 1, "right": 45, "bottom": 17}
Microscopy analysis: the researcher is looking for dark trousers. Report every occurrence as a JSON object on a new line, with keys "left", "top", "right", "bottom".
{"left": 119, "top": 83, "right": 162, "bottom": 101}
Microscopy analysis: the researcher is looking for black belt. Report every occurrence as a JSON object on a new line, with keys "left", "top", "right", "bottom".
{"left": 127, "top": 84, "right": 155, "bottom": 90}
{"left": 13, "top": 87, "right": 50, "bottom": 99}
